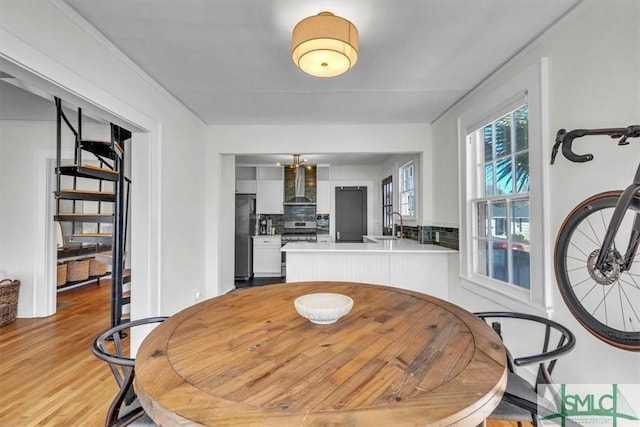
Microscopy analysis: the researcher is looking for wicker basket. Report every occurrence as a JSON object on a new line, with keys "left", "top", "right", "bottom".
{"left": 89, "top": 259, "right": 107, "bottom": 277}
{"left": 56, "top": 263, "right": 68, "bottom": 287}
{"left": 0, "top": 279, "right": 20, "bottom": 326}
{"left": 67, "top": 259, "right": 90, "bottom": 282}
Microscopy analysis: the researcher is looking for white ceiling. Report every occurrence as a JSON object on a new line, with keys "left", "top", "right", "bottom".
{"left": 63, "top": 0, "right": 582, "bottom": 126}
{"left": 1, "top": 1, "right": 582, "bottom": 165}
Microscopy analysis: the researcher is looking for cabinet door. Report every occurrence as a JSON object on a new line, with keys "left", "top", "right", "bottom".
{"left": 236, "top": 166, "right": 256, "bottom": 193}
{"left": 253, "top": 246, "right": 281, "bottom": 276}
{"left": 236, "top": 180, "right": 256, "bottom": 194}
{"left": 256, "top": 180, "right": 283, "bottom": 214}
{"left": 257, "top": 166, "right": 282, "bottom": 181}
{"left": 316, "top": 180, "right": 330, "bottom": 214}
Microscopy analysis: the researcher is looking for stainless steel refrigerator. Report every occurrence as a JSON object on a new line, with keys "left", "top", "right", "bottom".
{"left": 235, "top": 194, "right": 257, "bottom": 279}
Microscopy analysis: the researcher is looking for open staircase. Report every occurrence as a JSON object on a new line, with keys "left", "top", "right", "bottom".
{"left": 54, "top": 97, "right": 131, "bottom": 327}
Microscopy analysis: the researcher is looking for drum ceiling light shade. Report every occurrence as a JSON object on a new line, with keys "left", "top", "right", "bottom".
{"left": 292, "top": 12, "right": 358, "bottom": 78}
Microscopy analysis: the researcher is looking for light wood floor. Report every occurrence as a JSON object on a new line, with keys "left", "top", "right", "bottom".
{"left": 0, "top": 283, "right": 529, "bottom": 427}
{"left": 0, "top": 283, "right": 114, "bottom": 426}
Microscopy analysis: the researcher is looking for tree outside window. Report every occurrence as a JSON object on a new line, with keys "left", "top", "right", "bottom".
{"left": 471, "top": 105, "right": 530, "bottom": 289}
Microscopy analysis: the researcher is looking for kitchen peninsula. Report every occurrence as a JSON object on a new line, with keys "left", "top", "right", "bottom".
{"left": 282, "top": 237, "right": 457, "bottom": 300}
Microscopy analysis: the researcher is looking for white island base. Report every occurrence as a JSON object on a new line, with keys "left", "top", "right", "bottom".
{"left": 283, "top": 239, "right": 456, "bottom": 300}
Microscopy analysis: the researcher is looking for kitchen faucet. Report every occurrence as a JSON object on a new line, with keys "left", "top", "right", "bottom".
{"left": 390, "top": 211, "right": 403, "bottom": 239}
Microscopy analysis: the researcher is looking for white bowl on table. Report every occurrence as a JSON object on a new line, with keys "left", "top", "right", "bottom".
{"left": 294, "top": 293, "right": 354, "bottom": 324}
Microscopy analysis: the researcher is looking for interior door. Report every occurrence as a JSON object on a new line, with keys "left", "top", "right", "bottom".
{"left": 335, "top": 186, "right": 367, "bottom": 242}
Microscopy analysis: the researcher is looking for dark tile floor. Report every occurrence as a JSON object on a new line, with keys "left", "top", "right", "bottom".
{"left": 234, "top": 276, "right": 285, "bottom": 289}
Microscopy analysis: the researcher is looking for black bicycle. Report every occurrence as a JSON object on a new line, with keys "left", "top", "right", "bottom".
{"left": 551, "top": 125, "right": 640, "bottom": 351}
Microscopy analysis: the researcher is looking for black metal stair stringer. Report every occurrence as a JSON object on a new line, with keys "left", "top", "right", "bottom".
{"left": 110, "top": 125, "right": 126, "bottom": 328}
{"left": 54, "top": 97, "right": 132, "bottom": 327}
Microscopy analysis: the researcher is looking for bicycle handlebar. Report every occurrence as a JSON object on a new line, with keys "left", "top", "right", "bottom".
{"left": 550, "top": 125, "right": 640, "bottom": 165}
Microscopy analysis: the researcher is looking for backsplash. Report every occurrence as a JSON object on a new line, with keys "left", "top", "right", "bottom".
{"left": 316, "top": 214, "right": 329, "bottom": 235}
{"left": 264, "top": 216, "right": 458, "bottom": 247}
{"left": 421, "top": 226, "right": 459, "bottom": 250}
{"left": 259, "top": 206, "right": 318, "bottom": 235}
{"left": 284, "top": 205, "right": 316, "bottom": 221}
{"left": 400, "top": 225, "right": 459, "bottom": 250}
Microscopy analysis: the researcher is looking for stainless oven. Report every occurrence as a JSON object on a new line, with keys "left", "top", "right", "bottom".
{"left": 281, "top": 221, "right": 317, "bottom": 277}
{"left": 281, "top": 220, "right": 318, "bottom": 243}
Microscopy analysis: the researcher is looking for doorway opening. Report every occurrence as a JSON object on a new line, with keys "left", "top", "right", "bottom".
{"left": 0, "top": 63, "right": 153, "bottom": 321}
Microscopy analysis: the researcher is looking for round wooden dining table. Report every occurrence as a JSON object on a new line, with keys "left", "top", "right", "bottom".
{"left": 135, "top": 281, "right": 507, "bottom": 426}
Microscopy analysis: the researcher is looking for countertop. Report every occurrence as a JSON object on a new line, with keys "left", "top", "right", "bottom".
{"left": 281, "top": 238, "right": 457, "bottom": 254}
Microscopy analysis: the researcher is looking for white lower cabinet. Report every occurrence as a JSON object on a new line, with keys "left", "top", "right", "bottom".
{"left": 253, "top": 235, "right": 282, "bottom": 277}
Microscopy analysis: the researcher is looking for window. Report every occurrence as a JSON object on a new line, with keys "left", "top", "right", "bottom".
{"left": 459, "top": 60, "right": 547, "bottom": 309}
{"left": 469, "top": 105, "right": 530, "bottom": 289}
{"left": 381, "top": 175, "right": 393, "bottom": 235}
{"left": 399, "top": 161, "right": 415, "bottom": 217}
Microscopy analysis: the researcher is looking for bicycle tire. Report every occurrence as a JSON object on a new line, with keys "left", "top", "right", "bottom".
{"left": 555, "top": 191, "right": 640, "bottom": 351}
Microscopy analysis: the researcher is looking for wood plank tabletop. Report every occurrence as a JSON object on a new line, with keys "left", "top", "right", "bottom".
{"left": 135, "top": 281, "right": 507, "bottom": 426}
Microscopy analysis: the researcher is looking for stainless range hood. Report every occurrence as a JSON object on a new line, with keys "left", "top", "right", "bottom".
{"left": 285, "top": 164, "right": 315, "bottom": 205}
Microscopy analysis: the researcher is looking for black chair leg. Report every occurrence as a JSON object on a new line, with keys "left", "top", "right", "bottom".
{"left": 105, "top": 368, "right": 145, "bottom": 427}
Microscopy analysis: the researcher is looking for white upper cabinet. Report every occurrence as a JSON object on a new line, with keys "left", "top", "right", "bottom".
{"left": 256, "top": 166, "right": 284, "bottom": 214}
{"left": 236, "top": 166, "right": 256, "bottom": 194}
{"left": 316, "top": 166, "right": 330, "bottom": 214}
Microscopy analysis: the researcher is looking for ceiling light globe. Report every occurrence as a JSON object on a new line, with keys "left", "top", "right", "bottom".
{"left": 292, "top": 12, "right": 358, "bottom": 78}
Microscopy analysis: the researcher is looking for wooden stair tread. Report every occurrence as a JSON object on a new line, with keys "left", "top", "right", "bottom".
{"left": 57, "top": 212, "right": 112, "bottom": 216}
{"left": 72, "top": 233, "right": 112, "bottom": 237}
{"left": 59, "top": 189, "right": 115, "bottom": 195}
{"left": 57, "top": 164, "right": 120, "bottom": 182}
{"left": 78, "top": 163, "right": 118, "bottom": 174}
{"left": 82, "top": 139, "right": 124, "bottom": 154}
{"left": 55, "top": 213, "right": 114, "bottom": 224}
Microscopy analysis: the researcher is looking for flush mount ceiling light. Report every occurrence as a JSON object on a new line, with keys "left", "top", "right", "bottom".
{"left": 292, "top": 12, "right": 358, "bottom": 78}
{"left": 277, "top": 154, "right": 309, "bottom": 169}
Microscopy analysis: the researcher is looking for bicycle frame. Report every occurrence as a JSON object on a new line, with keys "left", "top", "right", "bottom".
{"left": 552, "top": 125, "right": 640, "bottom": 273}
{"left": 595, "top": 164, "right": 640, "bottom": 272}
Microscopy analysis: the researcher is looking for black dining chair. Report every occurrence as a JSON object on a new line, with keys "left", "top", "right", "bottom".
{"left": 91, "top": 317, "right": 168, "bottom": 427}
{"left": 474, "top": 311, "right": 577, "bottom": 427}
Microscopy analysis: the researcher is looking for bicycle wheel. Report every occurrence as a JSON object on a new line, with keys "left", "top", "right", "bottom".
{"left": 555, "top": 191, "right": 640, "bottom": 351}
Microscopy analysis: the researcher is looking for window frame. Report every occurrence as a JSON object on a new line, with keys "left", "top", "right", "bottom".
{"left": 469, "top": 104, "right": 530, "bottom": 289}
{"left": 382, "top": 175, "right": 393, "bottom": 235}
{"left": 399, "top": 160, "right": 416, "bottom": 219}
{"left": 458, "top": 59, "right": 551, "bottom": 311}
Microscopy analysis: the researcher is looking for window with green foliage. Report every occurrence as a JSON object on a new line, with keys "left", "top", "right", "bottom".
{"left": 459, "top": 60, "right": 547, "bottom": 308}
{"left": 469, "top": 105, "right": 530, "bottom": 289}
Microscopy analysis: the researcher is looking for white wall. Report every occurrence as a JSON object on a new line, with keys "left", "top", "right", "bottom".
{"left": 0, "top": 1, "right": 208, "bottom": 317}
{"left": 380, "top": 153, "right": 427, "bottom": 228}
{"left": 0, "top": 120, "right": 110, "bottom": 316}
{"left": 0, "top": 121, "right": 58, "bottom": 316}
{"left": 431, "top": 0, "right": 640, "bottom": 384}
